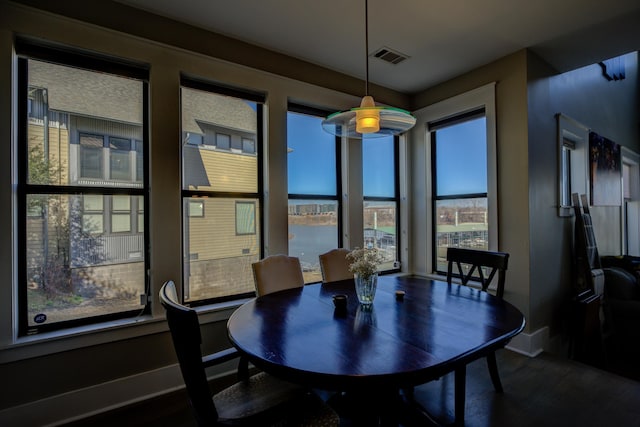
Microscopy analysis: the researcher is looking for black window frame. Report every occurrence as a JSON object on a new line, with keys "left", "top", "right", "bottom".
{"left": 430, "top": 108, "right": 487, "bottom": 276}
{"left": 180, "top": 75, "right": 265, "bottom": 306}
{"left": 287, "top": 103, "right": 343, "bottom": 282}
{"left": 363, "top": 135, "right": 401, "bottom": 274}
{"left": 16, "top": 39, "right": 151, "bottom": 336}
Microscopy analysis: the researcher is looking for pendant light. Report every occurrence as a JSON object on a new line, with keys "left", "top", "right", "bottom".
{"left": 322, "top": 0, "right": 416, "bottom": 138}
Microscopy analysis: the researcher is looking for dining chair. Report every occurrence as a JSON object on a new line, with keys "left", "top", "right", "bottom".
{"left": 319, "top": 248, "right": 352, "bottom": 283}
{"left": 252, "top": 254, "right": 305, "bottom": 296}
{"left": 446, "top": 246, "right": 510, "bottom": 392}
{"left": 159, "top": 280, "right": 339, "bottom": 427}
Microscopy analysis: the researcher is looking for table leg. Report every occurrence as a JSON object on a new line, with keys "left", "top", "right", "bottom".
{"left": 454, "top": 365, "right": 466, "bottom": 426}
{"left": 326, "top": 388, "right": 438, "bottom": 427}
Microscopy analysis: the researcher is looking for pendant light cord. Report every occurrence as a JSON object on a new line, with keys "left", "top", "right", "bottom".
{"left": 364, "top": 0, "right": 369, "bottom": 97}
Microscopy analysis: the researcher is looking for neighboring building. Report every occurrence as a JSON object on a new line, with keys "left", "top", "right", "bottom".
{"left": 26, "top": 60, "right": 260, "bottom": 314}
{"left": 26, "top": 59, "right": 146, "bottom": 315}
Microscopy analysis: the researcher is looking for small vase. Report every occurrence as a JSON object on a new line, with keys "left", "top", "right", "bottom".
{"left": 354, "top": 273, "right": 378, "bottom": 305}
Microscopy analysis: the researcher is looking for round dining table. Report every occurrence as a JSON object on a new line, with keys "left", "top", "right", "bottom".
{"left": 227, "top": 275, "right": 525, "bottom": 425}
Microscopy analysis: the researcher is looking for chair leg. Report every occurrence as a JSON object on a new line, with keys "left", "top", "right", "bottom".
{"left": 486, "top": 351, "right": 503, "bottom": 393}
{"left": 238, "top": 355, "right": 249, "bottom": 381}
{"left": 402, "top": 386, "right": 414, "bottom": 402}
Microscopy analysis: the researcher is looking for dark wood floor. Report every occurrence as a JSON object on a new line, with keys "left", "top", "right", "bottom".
{"left": 67, "top": 350, "right": 640, "bottom": 427}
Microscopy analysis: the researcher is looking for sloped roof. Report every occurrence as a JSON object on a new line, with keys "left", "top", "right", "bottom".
{"left": 29, "top": 59, "right": 143, "bottom": 125}
{"left": 181, "top": 87, "right": 256, "bottom": 135}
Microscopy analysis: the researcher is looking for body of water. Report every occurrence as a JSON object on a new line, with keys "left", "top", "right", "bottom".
{"left": 288, "top": 224, "right": 338, "bottom": 270}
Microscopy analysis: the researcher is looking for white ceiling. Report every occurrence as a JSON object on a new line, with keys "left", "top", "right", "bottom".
{"left": 115, "top": 0, "right": 640, "bottom": 94}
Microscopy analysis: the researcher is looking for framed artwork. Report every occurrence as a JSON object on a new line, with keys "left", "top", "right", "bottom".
{"left": 589, "top": 131, "right": 622, "bottom": 206}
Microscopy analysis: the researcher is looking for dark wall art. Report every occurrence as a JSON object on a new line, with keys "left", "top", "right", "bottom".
{"left": 589, "top": 131, "right": 622, "bottom": 206}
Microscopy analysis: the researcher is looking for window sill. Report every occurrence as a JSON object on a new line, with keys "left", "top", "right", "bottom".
{"left": 422, "top": 272, "right": 492, "bottom": 293}
{"left": 422, "top": 272, "right": 448, "bottom": 282}
{"left": 0, "top": 298, "right": 249, "bottom": 364}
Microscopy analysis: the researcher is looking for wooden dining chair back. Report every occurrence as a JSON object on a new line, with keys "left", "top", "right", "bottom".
{"left": 446, "top": 246, "right": 509, "bottom": 299}
{"left": 160, "top": 280, "right": 225, "bottom": 425}
{"left": 446, "top": 247, "right": 510, "bottom": 394}
{"left": 160, "top": 280, "right": 339, "bottom": 427}
{"left": 252, "top": 255, "right": 305, "bottom": 296}
{"left": 319, "top": 248, "right": 352, "bottom": 283}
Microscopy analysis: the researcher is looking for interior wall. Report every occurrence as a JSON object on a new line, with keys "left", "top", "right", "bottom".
{"left": 410, "top": 50, "right": 532, "bottom": 331}
{"left": 0, "top": 0, "right": 369, "bottom": 416}
{"left": 526, "top": 50, "right": 639, "bottom": 344}
{"left": 10, "top": 0, "right": 411, "bottom": 110}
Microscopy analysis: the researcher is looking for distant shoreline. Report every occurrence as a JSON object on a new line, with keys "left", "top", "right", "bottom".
{"left": 287, "top": 214, "right": 393, "bottom": 227}
{"left": 288, "top": 214, "right": 337, "bottom": 226}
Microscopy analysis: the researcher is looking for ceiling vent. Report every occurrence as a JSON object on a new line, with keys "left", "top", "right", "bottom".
{"left": 372, "top": 47, "right": 409, "bottom": 65}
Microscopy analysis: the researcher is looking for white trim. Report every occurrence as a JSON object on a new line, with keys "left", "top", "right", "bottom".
{"left": 0, "top": 360, "right": 238, "bottom": 427}
{"left": 621, "top": 146, "right": 640, "bottom": 200}
{"left": 341, "top": 134, "right": 352, "bottom": 249}
{"left": 621, "top": 146, "right": 640, "bottom": 255}
{"left": 556, "top": 113, "right": 590, "bottom": 217}
{"left": 343, "top": 134, "right": 364, "bottom": 250}
{"left": 505, "top": 326, "right": 548, "bottom": 357}
{"left": 398, "top": 133, "right": 410, "bottom": 273}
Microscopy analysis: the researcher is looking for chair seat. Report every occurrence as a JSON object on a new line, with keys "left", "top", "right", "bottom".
{"left": 215, "top": 371, "right": 339, "bottom": 426}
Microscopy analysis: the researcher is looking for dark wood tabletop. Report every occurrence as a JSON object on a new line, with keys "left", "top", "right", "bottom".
{"left": 227, "top": 275, "right": 525, "bottom": 393}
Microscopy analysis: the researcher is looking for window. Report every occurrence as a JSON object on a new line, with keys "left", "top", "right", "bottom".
{"left": 17, "top": 41, "right": 149, "bottom": 335}
{"left": 188, "top": 200, "right": 204, "bottom": 217}
{"left": 216, "top": 133, "right": 231, "bottom": 150}
{"left": 80, "top": 134, "right": 104, "bottom": 179}
{"left": 111, "top": 195, "right": 132, "bottom": 233}
{"left": 557, "top": 113, "right": 589, "bottom": 217}
{"left": 236, "top": 201, "right": 256, "bottom": 235}
{"left": 561, "top": 140, "right": 574, "bottom": 208}
{"left": 242, "top": 137, "right": 255, "bottom": 154}
{"left": 109, "top": 137, "right": 132, "bottom": 181}
{"left": 184, "top": 132, "right": 203, "bottom": 146}
{"left": 363, "top": 134, "right": 400, "bottom": 271}
{"left": 135, "top": 140, "right": 143, "bottom": 182}
{"left": 81, "top": 195, "right": 142, "bottom": 235}
{"left": 79, "top": 134, "right": 140, "bottom": 183}
{"left": 82, "top": 195, "right": 104, "bottom": 234}
{"left": 181, "top": 77, "right": 263, "bottom": 304}
{"left": 287, "top": 105, "right": 341, "bottom": 283}
{"left": 418, "top": 83, "right": 497, "bottom": 277}
{"left": 621, "top": 148, "right": 640, "bottom": 256}
{"left": 431, "top": 111, "right": 487, "bottom": 274}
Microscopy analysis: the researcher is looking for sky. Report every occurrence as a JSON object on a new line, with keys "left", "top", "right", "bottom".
{"left": 287, "top": 111, "right": 487, "bottom": 197}
{"left": 435, "top": 117, "right": 487, "bottom": 196}
{"left": 287, "top": 112, "right": 336, "bottom": 195}
{"left": 287, "top": 112, "right": 394, "bottom": 197}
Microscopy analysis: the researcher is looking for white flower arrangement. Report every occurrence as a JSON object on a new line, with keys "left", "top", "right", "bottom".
{"left": 346, "top": 247, "right": 384, "bottom": 279}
